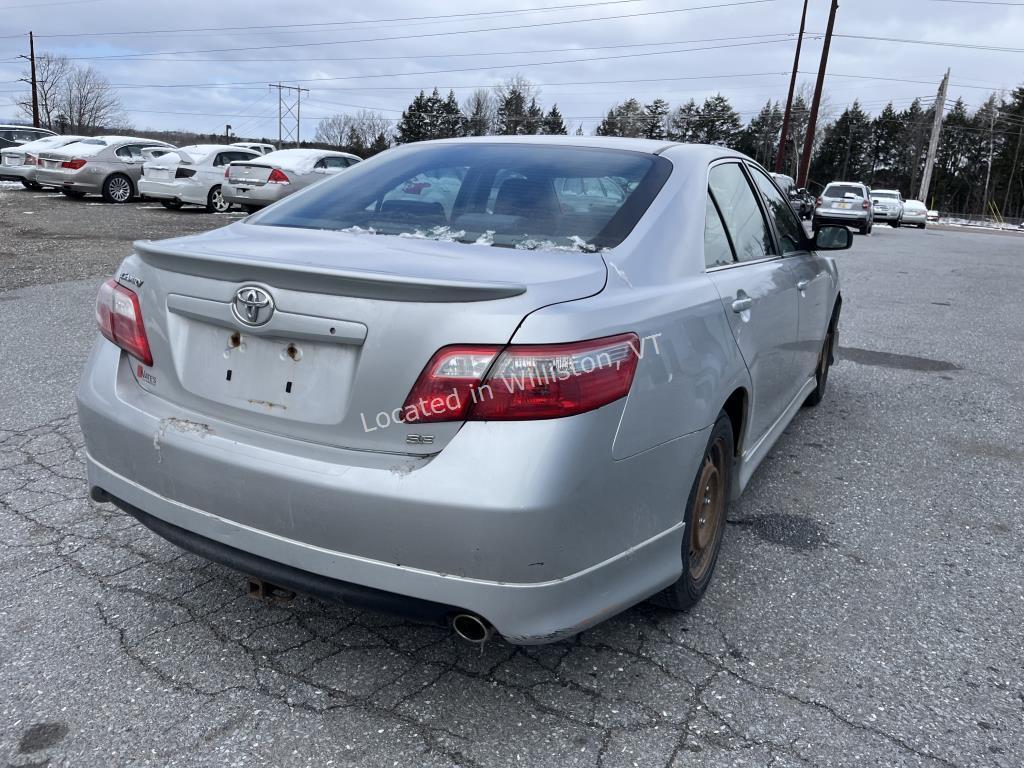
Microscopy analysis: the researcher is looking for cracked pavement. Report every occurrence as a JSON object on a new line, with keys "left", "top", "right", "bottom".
{"left": 1, "top": 187, "right": 1022, "bottom": 766}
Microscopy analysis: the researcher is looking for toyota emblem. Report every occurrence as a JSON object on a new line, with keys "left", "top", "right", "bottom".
{"left": 232, "top": 286, "right": 274, "bottom": 327}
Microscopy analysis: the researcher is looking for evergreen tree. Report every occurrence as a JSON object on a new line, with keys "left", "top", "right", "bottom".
{"left": 869, "top": 102, "right": 902, "bottom": 186}
{"left": 668, "top": 99, "right": 700, "bottom": 143}
{"left": 595, "top": 108, "right": 618, "bottom": 137}
{"left": 809, "top": 100, "right": 873, "bottom": 183}
{"left": 736, "top": 100, "right": 783, "bottom": 164}
{"left": 643, "top": 98, "right": 670, "bottom": 140}
{"left": 436, "top": 89, "right": 465, "bottom": 138}
{"left": 395, "top": 90, "right": 430, "bottom": 144}
{"left": 697, "top": 94, "right": 742, "bottom": 148}
{"left": 523, "top": 97, "right": 544, "bottom": 135}
{"left": 541, "top": 104, "right": 568, "bottom": 135}
{"left": 495, "top": 86, "right": 528, "bottom": 135}
{"left": 368, "top": 131, "right": 391, "bottom": 156}
{"left": 595, "top": 99, "right": 647, "bottom": 137}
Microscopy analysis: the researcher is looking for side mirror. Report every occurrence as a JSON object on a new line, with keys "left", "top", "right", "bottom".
{"left": 814, "top": 225, "right": 852, "bottom": 251}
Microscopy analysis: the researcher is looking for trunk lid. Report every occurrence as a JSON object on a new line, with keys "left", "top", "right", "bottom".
{"left": 227, "top": 162, "right": 273, "bottom": 186}
{"left": 125, "top": 222, "right": 607, "bottom": 455}
{"left": 143, "top": 151, "right": 185, "bottom": 182}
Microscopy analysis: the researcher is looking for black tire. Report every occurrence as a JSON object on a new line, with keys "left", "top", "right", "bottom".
{"left": 652, "top": 412, "right": 734, "bottom": 611}
{"left": 918, "top": 223, "right": 926, "bottom": 229}
{"left": 61, "top": 189, "right": 86, "bottom": 199}
{"left": 243, "top": 204, "right": 261, "bottom": 214}
{"left": 206, "top": 185, "right": 230, "bottom": 213}
{"left": 804, "top": 302, "right": 840, "bottom": 407}
{"left": 102, "top": 173, "right": 133, "bottom": 203}
{"left": 161, "top": 199, "right": 184, "bottom": 210}
{"left": 891, "top": 219, "right": 901, "bottom": 228}
{"left": 21, "top": 179, "right": 42, "bottom": 190}
{"left": 858, "top": 222, "right": 869, "bottom": 235}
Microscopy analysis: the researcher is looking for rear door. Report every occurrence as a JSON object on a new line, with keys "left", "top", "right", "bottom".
{"left": 704, "top": 161, "right": 801, "bottom": 443}
{"left": 747, "top": 164, "right": 832, "bottom": 380}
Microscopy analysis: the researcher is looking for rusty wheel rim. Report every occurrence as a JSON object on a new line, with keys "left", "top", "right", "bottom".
{"left": 689, "top": 437, "right": 726, "bottom": 582}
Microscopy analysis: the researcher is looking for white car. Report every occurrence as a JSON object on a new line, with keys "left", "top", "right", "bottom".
{"left": 231, "top": 142, "right": 277, "bottom": 155}
{"left": 0, "top": 134, "right": 85, "bottom": 188}
{"left": 901, "top": 200, "right": 928, "bottom": 229}
{"left": 870, "top": 189, "right": 904, "bottom": 227}
{"left": 223, "top": 148, "right": 361, "bottom": 211}
{"left": 139, "top": 145, "right": 260, "bottom": 212}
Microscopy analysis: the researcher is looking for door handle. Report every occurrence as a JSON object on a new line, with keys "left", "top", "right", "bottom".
{"left": 797, "top": 280, "right": 810, "bottom": 291}
{"left": 731, "top": 297, "right": 753, "bottom": 313}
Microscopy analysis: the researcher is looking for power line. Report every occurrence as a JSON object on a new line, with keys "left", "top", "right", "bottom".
{"left": 50, "top": 0, "right": 781, "bottom": 60}
{"left": 0, "top": 0, "right": 648, "bottom": 40}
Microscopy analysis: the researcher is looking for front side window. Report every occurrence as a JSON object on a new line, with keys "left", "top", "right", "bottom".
{"left": 708, "top": 163, "right": 774, "bottom": 263}
{"left": 749, "top": 166, "right": 807, "bottom": 255}
{"left": 253, "top": 144, "right": 671, "bottom": 251}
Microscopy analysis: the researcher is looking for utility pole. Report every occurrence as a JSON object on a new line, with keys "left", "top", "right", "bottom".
{"left": 798, "top": 0, "right": 839, "bottom": 189}
{"left": 775, "top": 0, "right": 808, "bottom": 174}
{"left": 1001, "top": 120, "right": 1023, "bottom": 218}
{"left": 269, "top": 83, "right": 308, "bottom": 149}
{"left": 225, "top": 124, "right": 231, "bottom": 143}
{"left": 917, "top": 69, "right": 949, "bottom": 206}
{"left": 16, "top": 31, "right": 40, "bottom": 128}
{"left": 981, "top": 104, "right": 997, "bottom": 217}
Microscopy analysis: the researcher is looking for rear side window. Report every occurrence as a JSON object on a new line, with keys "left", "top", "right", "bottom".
{"left": 253, "top": 143, "right": 672, "bottom": 251}
{"left": 704, "top": 193, "right": 735, "bottom": 269}
{"left": 708, "top": 163, "right": 774, "bottom": 263}
{"left": 748, "top": 166, "right": 806, "bottom": 255}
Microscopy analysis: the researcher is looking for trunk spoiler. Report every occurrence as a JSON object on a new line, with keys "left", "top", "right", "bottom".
{"left": 133, "top": 240, "right": 528, "bottom": 303}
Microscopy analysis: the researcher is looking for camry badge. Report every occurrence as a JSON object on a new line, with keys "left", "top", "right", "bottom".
{"left": 232, "top": 286, "right": 274, "bottom": 327}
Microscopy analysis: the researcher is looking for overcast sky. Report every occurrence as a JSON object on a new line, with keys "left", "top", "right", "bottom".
{"left": 1, "top": 0, "right": 1021, "bottom": 139}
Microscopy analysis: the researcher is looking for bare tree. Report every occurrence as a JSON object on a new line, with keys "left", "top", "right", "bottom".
{"left": 57, "top": 65, "right": 123, "bottom": 133}
{"left": 494, "top": 74, "right": 539, "bottom": 107}
{"left": 315, "top": 114, "right": 352, "bottom": 146}
{"left": 14, "top": 53, "right": 72, "bottom": 129}
{"left": 315, "top": 110, "right": 391, "bottom": 150}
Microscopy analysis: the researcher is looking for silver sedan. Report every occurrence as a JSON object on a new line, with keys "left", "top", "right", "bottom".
{"left": 34, "top": 136, "right": 175, "bottom": 202}
{"left": 0, "top": 134, "right": 85, "bottom": 188}
{"left": 78, "top": 137, "right": 848, "bottom": 644}
{"left": 223, "top": 148, "right": 361, "bottom": 211}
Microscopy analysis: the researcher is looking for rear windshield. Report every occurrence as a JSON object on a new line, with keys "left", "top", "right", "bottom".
{"left": 824, "top": 184, "right": 865, "bottom": 198}
{"left": 252, "top": 143, "right": 671, "bottom": 251}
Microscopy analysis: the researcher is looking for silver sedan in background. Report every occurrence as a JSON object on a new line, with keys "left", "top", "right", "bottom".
{"left": 78, "top": 137, "right": 849, "bottom": 644}
{"left": 901, "top": 199, "right": 928, "bottom": 228}
{"left": 34, "top": 136, "right": 176, "bottom": 202}
{"left": 223, "top": 148, "right": 361, "bottom": 211}
{"left": 0, "top": 134, "right": 85, "bottom": 189}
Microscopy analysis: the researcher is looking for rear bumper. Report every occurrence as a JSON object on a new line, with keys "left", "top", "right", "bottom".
{"left": 223, "top": 182, "right": 289, "bottom": 207}
{"left": 138, "top": 179, "right": 208, "bottom": 205}
{"left": 36, "top": 168, "right": 101, "bottom": 194}
{"left": 813, "top": 209, "right": 870, "bottom": 227}
{"left": 78, "top": 340, "right": 705, "bottom": 643}
{"left": 0, "top": 165, "right": 28, "bottom": 182}
{"left": 873, "top": 209, "right": 901, "bottom": 222}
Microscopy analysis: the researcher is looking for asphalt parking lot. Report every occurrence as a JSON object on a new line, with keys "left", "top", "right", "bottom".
{"left": 1, "top": 185, "right": 1022, "bottom": 768}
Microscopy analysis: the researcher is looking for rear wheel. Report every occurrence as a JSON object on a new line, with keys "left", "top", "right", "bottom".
{"left": 161, "top": 199, "right": 184, "bottom": 210}
{"left": 206, "top": 185, "right": 230, "bottom": 213}
{"left": 891, "top": 219, "right": 901, "bottom": 228}
{"left": 918, "top": 223, "right": 926, "bottom": 229}
{"left": 652, "top": 413, "right": 733, "bottom": 611}
{"left": 21, "top": 179, "right": 42, "bottom": 190}
{"left": 61, "top": 189, "right": 86, "bottom": 199}
{"left": 102, "top": 173, "right": 133, "bottom": 203}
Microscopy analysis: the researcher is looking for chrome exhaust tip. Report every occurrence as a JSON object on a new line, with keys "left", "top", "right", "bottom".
{"left": 451, "top": 613, "right": 493, "bottom": 644}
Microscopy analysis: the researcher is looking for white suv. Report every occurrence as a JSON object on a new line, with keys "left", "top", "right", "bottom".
{"left": 871, "top": 189, "right": 905, "bottom": 227}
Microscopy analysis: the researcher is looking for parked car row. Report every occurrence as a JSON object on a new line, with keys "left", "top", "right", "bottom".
{"left": 0, "top": 132, "right": 361, "bottom": 210}
{"left": 812, "top": 181, "right": 929, "bottom": 234}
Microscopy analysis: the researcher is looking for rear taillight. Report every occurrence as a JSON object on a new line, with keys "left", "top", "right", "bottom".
{"left": 402, "top": 333, "right": 640, "bottom": 423}
{"left": 267, "top": 168, "right": 289, "bottom": 184}
{"left": 224, "top": 167, "right": 230, "bottom": 178}
{"left": 816, "top": 196, "right": 823, "bottom": 207}
{"left": 175, "top": 167, "right": 195, "bottom": 178}
{"left": 95, "top": 279, "right": 153, "bottom": 366}
{"left": 862, "top": 199, "right": 870, "bottom": 210}
{"left": 62, "top": 158, "right": 86, "bottom": 170}
{"left": 26, "top": 153, "right": 38, "bottom": 165}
